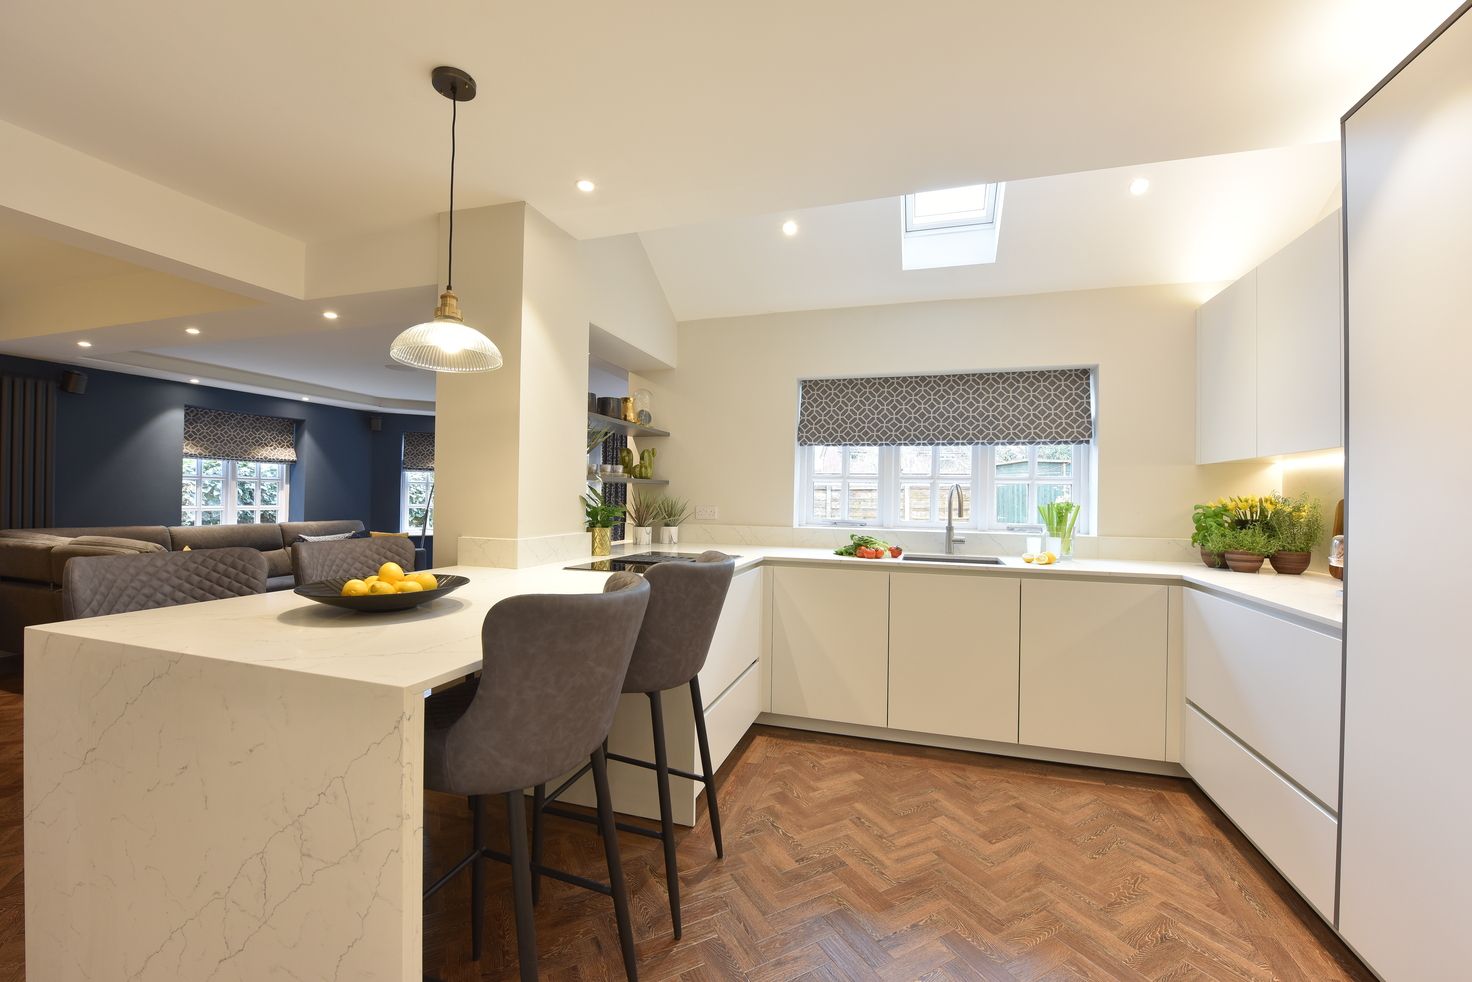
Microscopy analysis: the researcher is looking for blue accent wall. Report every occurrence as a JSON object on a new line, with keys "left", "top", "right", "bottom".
{"left": 0, "top": 355, "right": 432, "bottom": 540}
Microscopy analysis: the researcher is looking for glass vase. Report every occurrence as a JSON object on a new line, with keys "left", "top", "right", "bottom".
{"left": 1045, "top": 533, "right": 1073, "bottom": 561}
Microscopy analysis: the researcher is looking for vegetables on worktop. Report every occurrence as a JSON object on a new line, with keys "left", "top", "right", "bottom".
{"left": 834, "top": 534, "right": 902, "bottom": 559}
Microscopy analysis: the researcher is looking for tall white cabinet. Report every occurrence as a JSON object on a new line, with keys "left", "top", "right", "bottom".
{"left": 1340, "top": 9, "right": 1472, "bottom": 981}
{"left": 1196, "top": 271, "right": 1258, "bottom": 463}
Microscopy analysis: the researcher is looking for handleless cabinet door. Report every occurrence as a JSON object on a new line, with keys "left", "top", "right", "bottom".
{"left": 1196, "top": 270, "right": 1258, "bottom": 463}
{"left": 770, "top": 566, "right": 889, "bottom": 726}
{"left": 888, "top": 571, "right": 1020, "bottom": 743}
{"left": 1020, "top": 579, "right": 1169, "bottom": 760}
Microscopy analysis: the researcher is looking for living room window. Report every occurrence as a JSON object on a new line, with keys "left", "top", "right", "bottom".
{"left": 401, "top": 469, "right": 434, "bottom": 535}
{"left": 180, "top": 458, "right": 288, "bottom": 526}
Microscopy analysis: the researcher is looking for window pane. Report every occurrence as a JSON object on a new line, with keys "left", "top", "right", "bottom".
{"left": 846, "top": 483, "right": 878, "bottom": 521}
{"left": 259, "top": 463, "right": 282, "bottom": 480}
{"left": 182, "top": 457, "right": 198, "bottom": 476}
{"left": 235, "top": 510, "right": 256, "bottom": 524}
{"left": 408, "top": 507, "right": 430, "bottom": 531}
{"left": 937, "top": 446, "right": 971, "bottom": 476}
{"left": 996, "top": 483, "right": 1028, "bottom": 524}
{"left": 846, "top": 447, "right": 879, "bottom": 475}
{"left": 899, "top": 447, "right": 933, "bottom": 476}
{"left": 260, "top": 482, "right": 280, "bottom": 505}
{"left": 236, "top": 461, "right": 257, "bottom": 479}
{"left": 1038, "top": 484, "right": 1072, "bottom": 509}
{"left": 181, "top": 482, "right": 197, "bottom": 506}
{"left": 236, "top": 482, "right": 256, "bottom": 506}
{"left": 898, "top": 482, "right": 932, "bottom": 521}
{"left": 201, "top": 479, "right": 223, "bottom": 506}
{"left": 1037, "top": 445, "right": 1074, "bottom": 477}
{"left": 260, "top": 510, "right": 278, "bottom": 524}
{"left": 811, "top": 483, "right": 841, "bottom": 520}
{"left": 202, "top": 459, "right": 224, "bottom": 477}
{"left": 407, "top": 484, "right": 429, "bottom": 506}
{"left": 200, "top": 510, "right": 223, "bottom": 526}
{"left": 909, "top": 185, "right": 991, "bottom": 226}
{"left": 179, "top": 510, "right": 197, "bottom": 526}
{"left": 995, "top": 445, "right": 1028, "bottom": 477}
{"left": 812, "top": 447, "right": 842, "bottom": 475}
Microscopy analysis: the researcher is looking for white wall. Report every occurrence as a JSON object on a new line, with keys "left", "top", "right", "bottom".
{"left": 580, "top": 233, "right": 677, "bottom": 370}
{"left": 636, "top": 284, "right": 1276, "bottom": 540}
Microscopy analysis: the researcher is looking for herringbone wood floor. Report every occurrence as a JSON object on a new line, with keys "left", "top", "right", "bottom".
{"left": 0, "top": 678, "right": 1371, "bottom": 981}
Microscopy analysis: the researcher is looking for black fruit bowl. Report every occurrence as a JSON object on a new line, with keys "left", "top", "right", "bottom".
{"left": 294, "top": 574, "right": 469, "bottom": 612}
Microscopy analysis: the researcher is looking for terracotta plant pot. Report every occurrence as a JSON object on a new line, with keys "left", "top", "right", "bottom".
{"left": 1222, "top": 550, "right": 1266, "bottom": 573}
{"left": 1199, "top": 547, "right": 1227, "bottom": 569}
{"left": 1269, "top": 551, "right": 1312, "bottom": 575}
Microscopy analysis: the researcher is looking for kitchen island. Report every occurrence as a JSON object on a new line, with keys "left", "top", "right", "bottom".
{"left": 23, "top": 547, "right": 1341, "bottom": 980}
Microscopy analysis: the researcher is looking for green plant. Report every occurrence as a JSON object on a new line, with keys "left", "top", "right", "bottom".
{"left": 582, "top": 489, "right": 625, "bottom": 529}
{"left": 587, "top": 426, "right": 613, "bottom": 454}
{"left": 1196, "top": 521, "right": 1233, "bottom": 555}
{"left": 625, "top": 491, "right": 659, "bottom": 528}
{"left": 1191, "top": 499, "right": 1232, "bottom": 548}
{"left": 1038, "top": 500, "right": 1081, "bottom": 554}
{"left": 655, "top": 496, "right": 692, "bottom": 527}
{"left": 1220, "top": 524, "right": 1275, "bottom": 556}
{"left": 1265, "top": 492, "right": 1324, "bottom": 553}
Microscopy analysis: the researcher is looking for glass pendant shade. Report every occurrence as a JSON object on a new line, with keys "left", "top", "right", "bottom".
{"left": 389, "top": 290, "right": 503, "bottom": 373}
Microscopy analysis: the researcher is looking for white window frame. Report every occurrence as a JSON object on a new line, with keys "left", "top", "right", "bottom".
{"left": 180, "top": 457, "right": 289, "bottom": 527}
{"left": 799, "top": 443, "right": 1091, "bottom": 533}
{"left": 903, "top": 184, "right": 1000, "bottom": 234}
{"left": 401, "top": 469, "right": 435, "bottom": 535}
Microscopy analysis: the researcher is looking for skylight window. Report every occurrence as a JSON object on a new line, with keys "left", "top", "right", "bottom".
{"left": 901, "top": 183, "right": 1005, "bottom": 270}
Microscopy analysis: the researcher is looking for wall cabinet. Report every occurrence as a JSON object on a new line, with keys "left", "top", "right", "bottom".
{"left": 1019, "top": 579, "right": 1168, "bottom": 759}
{"left": 1196, "top": 271, "right": 1259, "bottom": 464}
{"left": 888, "top": 571, "right": 1020, "bottom": 743}
{"left": 771, "top": 566, "right": 889, "bottom": 726}
{"left": 1197, "top": 212, "right": 1343, "bottom": 463}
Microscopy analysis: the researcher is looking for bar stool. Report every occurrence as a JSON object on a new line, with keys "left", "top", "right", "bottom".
{"left": 537, "top": 551, "right": 736, "bottom": 939}
{"left": 63, "top": 547, "right": 268, "bottom": 618}
{"left": 289, "top": 535, "right": 415, "bottom": 585}
{"left": 422, "top": 573, "right": 650, "bottom": 981}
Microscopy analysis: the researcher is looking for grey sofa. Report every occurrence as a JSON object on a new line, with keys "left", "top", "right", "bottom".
{"left": 0, "top": 519, "right": 365, "bottom": 656}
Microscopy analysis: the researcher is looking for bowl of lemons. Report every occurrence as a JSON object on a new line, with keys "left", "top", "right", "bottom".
{"left": 294, "top": 562, "right": 469, "bottom": 612}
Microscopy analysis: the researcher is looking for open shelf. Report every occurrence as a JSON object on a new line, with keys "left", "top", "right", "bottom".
{"left": 594, "top": 475, "right": 669, "bottom": 486}
{"left": 588, "top": 412, "right": 670, "bottom": 438}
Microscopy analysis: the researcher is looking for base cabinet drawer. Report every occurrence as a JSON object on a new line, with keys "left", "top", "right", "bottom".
{"left": 699, "top": 567, "right": 766, "bottom": 700}
{"left": 704, "top": 661, "right": 762, "bottom": 773}
{"left": 1184, "top": 706, "right": 1338, "bottom": 920}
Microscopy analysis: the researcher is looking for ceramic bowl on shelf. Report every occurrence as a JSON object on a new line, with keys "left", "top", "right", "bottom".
{"left": 294, "top": 574, "right": 469, "bottom": 612}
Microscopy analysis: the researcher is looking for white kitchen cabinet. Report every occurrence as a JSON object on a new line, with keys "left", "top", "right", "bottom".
{"left": 1196, "top": 270, "right": 1258, "bottom": 463}
{"left": 1256, "top": 212, "right": 1343, "bottom": 457}
{"left": 1019, "top": 579, "right": 1168, "bottom": 760}
{"left": 771, "top": 565, "right": 889, "bottom": 726}
{"left": 1183, "top": 589, "right": 1341, "bottom": 805}
{"left": 699, "top": 566, "right": 767, "bottom": 701}
{"left": 888, "top": 571, "right": 1020, "bottom": 744}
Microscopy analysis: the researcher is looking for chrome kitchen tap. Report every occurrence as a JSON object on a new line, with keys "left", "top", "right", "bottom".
{"left": 945, "top": 484, "right": 965, "bottom": 554}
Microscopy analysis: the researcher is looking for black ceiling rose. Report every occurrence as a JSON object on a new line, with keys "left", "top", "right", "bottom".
{"left": 431, "top": 66, "right": 476, "bottom": 102}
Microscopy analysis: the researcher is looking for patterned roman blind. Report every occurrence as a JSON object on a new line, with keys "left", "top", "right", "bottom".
{"left": 183, "top": 406, "right": 298, "bottom": 462}
{"left": 797, "top": 368, "right": 1094, "bottom": 446}
{"left": 401, "top": 431, "right": 435, "bottom": 470}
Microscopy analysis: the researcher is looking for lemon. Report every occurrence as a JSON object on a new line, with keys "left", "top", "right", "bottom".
{"left": 363, "top": 575, "right": 379, "bottom": 586}
{"left": 411, "top": 572, "right": 439, "bottom": 591}
{"left": 395, "top": 580, "right": 424, "bottom": 594}
{"left": 377, "top": 562, "right": 406, "bottom": 584}
{"left": 340, "top": 578, "right": 369, "bottom": 598}
{"left": 1022, "top": 553, "right": 1036, "bottom": 563}
{"left": 368, "top": 581, "right": 397, "bottom": 596}
{"left": 1045, "top": 551, "right": 1058, "bottom": 563}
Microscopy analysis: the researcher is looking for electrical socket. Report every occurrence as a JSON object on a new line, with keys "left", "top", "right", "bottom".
{"left": 695, "top": 505, "right": 719, "bottom": 521}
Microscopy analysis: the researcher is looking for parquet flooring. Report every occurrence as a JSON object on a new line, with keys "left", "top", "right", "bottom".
{"left": 0, "top": 677, "right": 1373, "bottom": 981}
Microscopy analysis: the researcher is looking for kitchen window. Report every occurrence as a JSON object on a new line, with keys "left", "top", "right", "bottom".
{"left": 180, "top": 457, "right": 288, "bottom": 526}
{"left": 800, "top": 443, "right": 1090, "bottom": 532}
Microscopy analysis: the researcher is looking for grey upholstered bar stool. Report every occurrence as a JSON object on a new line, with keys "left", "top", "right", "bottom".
{"left": 536, "top": 551, "right": 736, "bottom": 939}
{"left": 63, "top": 547, "right": 268, "bottom": 618}
{"left": 422, "top": 573, "right": 650, "bottom": 981}
{"left": 290, "top": 536, "right": 415, "bottom": 585}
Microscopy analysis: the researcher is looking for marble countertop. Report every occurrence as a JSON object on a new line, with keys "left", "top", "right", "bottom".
{"left": 28, "top": 546, "right": 1342, "bottom": 692}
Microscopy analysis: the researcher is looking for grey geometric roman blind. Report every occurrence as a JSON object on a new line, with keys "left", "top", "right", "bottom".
{"left": 401, "top": 431, "right": 435, "bottom": 471}
{"left": 183, "top": 406, "right": 298, "bottom": 463}
{"left": 797, "top": 368, "right": 1094, "bottom": 446}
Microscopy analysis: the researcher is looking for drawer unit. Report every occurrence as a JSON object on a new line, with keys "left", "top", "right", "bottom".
{"left": 699, "top": 566, "right": 766, "bottom": 700}
{"left": 1183, "top": 590, "right": 1341, "bottom": 806}
{"left": 1183, "top": 705, "right": 1338, "bottom": 920}
{"left": 703, "top": 661, "right": 762, "bottom": 772}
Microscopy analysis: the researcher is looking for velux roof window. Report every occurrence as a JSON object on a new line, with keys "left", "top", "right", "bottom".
{"left": 901, "top": 182, "right": 1004, "bottom": 270}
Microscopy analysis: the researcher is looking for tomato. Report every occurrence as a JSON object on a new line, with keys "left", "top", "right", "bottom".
{"left": 856, "top": 547, "right": 871, "bottom": 558}
{"left": 889, "top": 546, "right": 903, "bottom": 558}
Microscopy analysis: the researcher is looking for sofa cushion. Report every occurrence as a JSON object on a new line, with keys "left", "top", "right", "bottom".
{"left": 262, "top": 548, "right": 293, "bottom": 578}
{"left": 265, "top": 573, "right": 297, "bottom": 592}
{"left": 19, "top": 526, "right": 173, "bottom": 549}
{"left": 71, "top": 536, "right": 167, "bottom": 554}
{"left": 279, "top": 520, "right": 365, "bottom": 542}
{"left": 0, "top": 538, "right": 61, "bottom": 584}
{"left": 0, "top": 530, "right": 72, "bottom": 545}
{"left": 168, "top": 523, "right": 286, "bottom": 553}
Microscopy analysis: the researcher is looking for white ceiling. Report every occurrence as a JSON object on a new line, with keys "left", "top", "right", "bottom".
{"left": 639, "top": 143, "right": 1343, "bottom": 321}
{"left": 0, "top": 0, "right": 1456, "bottom": 243}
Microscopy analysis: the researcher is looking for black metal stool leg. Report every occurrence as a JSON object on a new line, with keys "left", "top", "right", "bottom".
{"left": 689, "top": 677, "right": 724, "bottom": 858}
{"left": 531, "top": 783, "right": 546, "bottom": 903}
{"left": 591, "top": 748, "right": 639, "bottom": 981}
{"left": 648, "top": 691, "right": 682, "bottom": 939}
{"left": 470, "top": 794, "right": 486, "bottom": 960}
{"left": 504, "top": 789, "right": 538, "bottom": 981}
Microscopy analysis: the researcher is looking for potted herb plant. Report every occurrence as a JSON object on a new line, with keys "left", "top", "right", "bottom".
{"left": 655, "top": 496, "right": 692, "bottom": 546}
{"left": 625, "top": 491, "right": 658, "bottom": 547}
{"left": 582, "top": 488, "right": 624, "bottom": 557}
{"left": 1265, "top": 491, "right": 1323, "bottom": 575}
{"left": 1191, "top": 499, "right": 1232, "bottom": 568}
{"left": 1037, "top": 500, "right": 1081, "bottom": 560}
{"left": 1220, "top": 525, "right": 1275, "bottom": 573}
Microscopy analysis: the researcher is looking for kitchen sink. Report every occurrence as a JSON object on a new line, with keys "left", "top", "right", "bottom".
{"left": 901, "top": 554, "right": 1004, "bottom": 565}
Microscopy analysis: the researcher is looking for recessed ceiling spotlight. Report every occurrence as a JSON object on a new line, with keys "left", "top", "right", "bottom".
{"left": 76, "top": 340, "right": 92, "bottom": 348}
{"left": 301, "top": 396, "right": 310, "bottom": 401}
{"left": 184, "top": 326, "right": 201, "bottom": 335}
{"left": 321, "top": 310, "right": 339, "bottom": 320}
{"left": 1129, "top": 177, "right": 1151, "bottom": 196}
{"left": 188, "top": 378, "right": 201, "bottom": 384}
{"left": 782, "top": 219, "right": 799, "bottom": 237}
{"left": 576, "top": 179, "right": 596, "bottom": 193}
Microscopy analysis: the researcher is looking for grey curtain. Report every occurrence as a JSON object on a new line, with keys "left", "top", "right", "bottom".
{"left": 797, "top": 368, "right": 1094, "bottom": 446}
{"left": 1, "top": 375, "right": 57, "bottom": 528}
{"left": 183, "top": 406, "right": 297, "bottom": 462}
{"left": 401, "top": 431, "right": 435, "bottom": 470}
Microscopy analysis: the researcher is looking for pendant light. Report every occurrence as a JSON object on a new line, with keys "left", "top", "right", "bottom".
{"left": 390, "top": 66, "right": 503, "bottom": 373}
